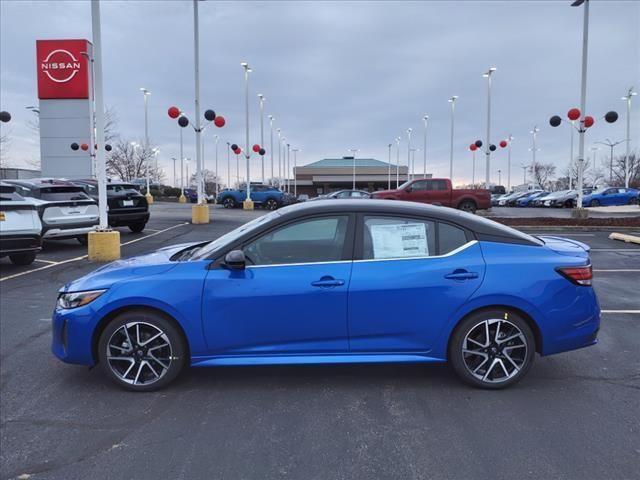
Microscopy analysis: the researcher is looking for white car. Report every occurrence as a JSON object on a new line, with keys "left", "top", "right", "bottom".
{"left": 0, "top": 182, "right": 42, "bottom": 265}
{"left": 5, "top": 179, "right": 99, "bottom": 244}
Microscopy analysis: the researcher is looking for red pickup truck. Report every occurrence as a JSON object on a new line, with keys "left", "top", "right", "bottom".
{"left": 370, "top": 178, "right": 491, "bottom": 213}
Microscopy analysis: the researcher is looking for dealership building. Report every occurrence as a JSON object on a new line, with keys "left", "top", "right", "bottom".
{"left": 293, "top": 158, "right": 414, "bottom": 197}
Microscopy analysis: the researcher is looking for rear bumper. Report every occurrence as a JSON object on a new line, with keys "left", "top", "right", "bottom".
{"left": 0, "top": 233, "right": 42, "bottom": 255}
{"left": 108, "top": 211, "right": 150, "bottom": 226}
{"left": 42, "top": 221, "right": 97, "bottom": 239}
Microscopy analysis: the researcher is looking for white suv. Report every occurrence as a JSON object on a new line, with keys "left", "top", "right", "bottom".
{"left": 4, "top": 179, "right": 98, "bottom": 244}
{"left": 0, "top": 182, "right": 42, "bottom": 265}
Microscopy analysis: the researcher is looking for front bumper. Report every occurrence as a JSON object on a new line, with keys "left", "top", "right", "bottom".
{"left": 0, "top": 233, "right": 42, "bottom": 256}
{"left": 51, "top": 304, "right": 99, "bottom": 366}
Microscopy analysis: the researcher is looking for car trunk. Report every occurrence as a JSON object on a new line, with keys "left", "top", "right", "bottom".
{"left": 538, "top": 235, "right": 590, "bottom": 259}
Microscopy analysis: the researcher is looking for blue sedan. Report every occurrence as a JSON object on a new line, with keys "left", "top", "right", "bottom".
{"left": 582, "top": 187, "right": 639, "bottom": 207}
{"left": 52, "top": 200, "right": 600, "bottom": 390}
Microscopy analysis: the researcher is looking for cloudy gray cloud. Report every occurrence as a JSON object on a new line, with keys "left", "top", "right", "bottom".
{"left": 1, "top": 0, "right": 638, "bottom": 186}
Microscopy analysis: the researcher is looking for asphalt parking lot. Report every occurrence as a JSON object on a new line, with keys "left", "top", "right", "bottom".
{"left": 1, "top": 202, "right": 639, "bottom": 480}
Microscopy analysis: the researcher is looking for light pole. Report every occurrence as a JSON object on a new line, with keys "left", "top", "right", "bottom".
{"left": 192, "top": 0, "right": 206, "bottom": 210}
{"left": 186, "top": 158, "right": 190, "bottom": 186}
{"left": 448, "top": 96, "right": 458, "bottom": 181}
{"left": 530, "top": 126, "right": 540, "bottom": 187}
{"left": 410, "top": 148, "right": 420, "bottom": 180}
{"left": 258, "top": 93, "right": 265, "bottom": 184}
{"left": 292, "top": 148, "right": 300, "bottom": 197}
{"left": 521, "top": 164, "right": 527, "bottom": 185}
{"left": 387, "top": 143, "right": 392, "bottom": 189}
{"left": 226, "top": 141, "right": 231, "bottom": 190}
{"left": 213, "top": 134, "right": 219, "bottom": 197}
{"left": 286, "top": 142, "right": 291, "bottom": 193}
{"left": 406, "top": 128, "right": 412, "bottom": 181}
{"left": 482, "top": 67, "right": 497, "bottom": 188}
{"left": 622, "top": 87, "right": 637, "bottom": 188}
{"left": 574, "top": 0, "right": 589, "bottom": 209}
{"left": 268, "top": 115, "right": 274, "bottom": 184}
{"left": 498, "top": 169, "right": 502, "bottom": 186}
{"left": 171, "top": 157, "right": 177, "bottom": 187}
{"left": 140, "top": 87, "right": 152, "bottom": 202}
{"left": 348, "top": 148, "right": 359, "bottom": 190}
{"left": 507, "top": 134, "right": 513, "bottom": 191}
{"left": 395, "top": 136, "right": 401, "bottom": 187}
{"left": 179, "top": 127, "right": 185, "bottom": 201}
{"left": 422, "top": 115, "right": 429, "bottom": 178}
{"left": 595, "top": 139, "right": 625, "bottom": 184}
{"left": 241, "top": 62, "right": 253, "bottom": 208}
{"left": 277, "top": 129, "right": 282, "bottom": 188}
{"left": 470, "top": 147, "right": 476, "bottom": 186}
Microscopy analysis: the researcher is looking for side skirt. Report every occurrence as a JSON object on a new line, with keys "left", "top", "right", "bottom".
{"left": 190, "top": 353, "right": 446, "bottom": 367}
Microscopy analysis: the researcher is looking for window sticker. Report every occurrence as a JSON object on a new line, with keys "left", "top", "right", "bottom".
{"left": 369, "top": 223, "right": 429, "bottom": 259}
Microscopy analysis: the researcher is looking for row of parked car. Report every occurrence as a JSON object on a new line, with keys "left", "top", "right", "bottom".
{"left": 0, "top": 178, "right": 150, "bottom": 265}
{"left": 493, "top": 187, "right": 639, "bottom": 208}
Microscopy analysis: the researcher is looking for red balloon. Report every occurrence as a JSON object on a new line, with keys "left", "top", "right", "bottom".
{"left": 500, "top": 140, "right": 508, "bottom": 148}
{"left": 80, "top": 143, "right": 89, "bottom": 151}
{"left": 234, "top": 148, "right": 241, "bottom": 155}
{"left": 214, "top": 116, "right": 225, "bottom": 128}
{"left": 567, "top": 108, "right": 581, "bottom": 121}
{"left": 168, "top": 106, "right": 180, "bottom": 119}
{"left": 469, "top": 144, "right": 477, "bottom": 151}
{"left": 252, "top": 144, "right": 261, "bottom": 153}
{"left": 584, "top": 115, "right": 595, "bottom": 128}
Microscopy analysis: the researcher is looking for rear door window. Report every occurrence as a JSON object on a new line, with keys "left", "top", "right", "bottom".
{"left": 439, "top": 222, "right": 469, "bottom": 254}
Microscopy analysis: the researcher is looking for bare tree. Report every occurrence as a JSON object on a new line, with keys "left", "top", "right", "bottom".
{"left": 189, "top": 169, "right": 223, "bottom": 194}
{"left": 528, "top": 162, "right": 556, "bottom": 189}
{"left": 609, "top": 152, "right": 639, "bottom": 188}
{"left": 563, "top": 158, "right": 601, "bottom": 188}
{"left": 106, "top": 139, "right": 163, "bottom": 182}
{"left": 0, "top": 128, "right": 11, "bottom": 168}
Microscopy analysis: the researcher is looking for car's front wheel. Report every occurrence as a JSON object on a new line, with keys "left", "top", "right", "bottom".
{"left": 9, "top": 252, "right": 36, "bottom": 265}
{"left": 222, "top": 197, "right": 236, "bottom": 209}
{"left": 590, "top": 199, "right": 600, "bottom": 207}
{"left": 265, "top": 198, "right": 278, "bottom": 210}
{"left": 98, "top": 310, "right": 187, "bottom": 391}
{"left": 449, "top": 309, "right": 535, "bottom": 389}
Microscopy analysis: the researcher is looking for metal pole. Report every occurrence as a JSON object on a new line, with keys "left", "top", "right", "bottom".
{"left": 498, "top": 169, "right": 501, "bottom": 186}
{"left": 395, "top": 137, "right": 400, "bottom": 187}
{"left": 277, "top": 130, "right": 282, "bottom": 188}
{"left": 623, "top": 87, "right": 635, "bottom": 188}
{"left": 472, "top": 149, "right": 476, "bottom": 186}
{"left": 483, "top": 68, "right": 496, "bottom": 188}
{"left": 507, "top": 134, "right": 513, "bottom": 191}
{"left": 531, "top": 127, "right": 539, "bottom": 187}
{"left": 286, "top": 143, "right": 291, "bottom": 192}
{"left": 226, "top": 142, "right": 230, "bottom": 189}
{"left": 449, "top": 96, "right": 457, "bottom": 180}
{"left": 292, "top": 148, "right": 299, "bottom": 197}
{"left": 180, "top": 127, "right": 184, "bottom": 196}
{"left": 569, "top": 121, "right": 575, "bottom": 189}
{"left": 387, "top": 143, "right": 392, "bottom": 189}
{"left": 269, "top": 115, "right": 274, "bottom": 184}
{"left": 236, "top": 152, "right": 239, "bottom": 186}
{"left": 258, "top": 94, "right": 265, "bottom": 183}
{"left": 173, "top": 158, "right": 176, "bottom": 187}
{"left": 214, "top": 135, "right": 219, "bottom": 197}
{"left": 576, "top": 0, "right": 589, "bottom": 209}
{"left": 242, "top": 63, "right": 251, "bottom": 201}
{"left": 522, "top": 165, "right": 527, "bottom": 184}
{"left": 142, "top": 90, "right": 150, "bottom": 193}
{"left": 423, "top": 115, "right": 428, "bottom": 178}
{"left": 91, "top": 0, "right": 107, "bottom": 229}
{"left": 406, "top": 128, "right": 412, "bottom": 181}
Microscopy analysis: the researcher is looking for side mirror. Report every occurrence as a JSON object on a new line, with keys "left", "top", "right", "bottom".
{"left": 223, "top": 250, "right": 246, "bottom": 270}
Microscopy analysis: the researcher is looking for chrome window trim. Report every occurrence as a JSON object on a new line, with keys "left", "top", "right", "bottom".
{"left": 244, "top": 240, "right": 477, "bottom": 268}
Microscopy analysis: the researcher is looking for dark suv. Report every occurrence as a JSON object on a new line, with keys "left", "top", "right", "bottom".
{"left": 74, "top": 180, "right": 150, "bottom": 233}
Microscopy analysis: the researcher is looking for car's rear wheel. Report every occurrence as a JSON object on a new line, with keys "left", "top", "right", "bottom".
{"left": 128, "top": 222, "right": 146, "bottom": 233}
{"left": 458, "top": 200, "right": 477, "bottom": 213}
{"left": 590, "top": 199, "right": 600, "bottom": 207}
{"left": 222, "top": 198, "right": 236, "bottom": 209}
{"left": 265, "top": 198, "right": 278, "bottom": 210}
{"left": 628, "top": 197, "right": 636, "bottom": 205}
{"left": 98, "top": 310, "right": 187, "bottom": 391}
{"left": 449, "top": 309, "right": 535, "bottom": 389}
{"left": 9, "top": 252, "right": 36, "bottom": 265}
{"left": 564, "top": 200, "right": 573, "bottom": 208}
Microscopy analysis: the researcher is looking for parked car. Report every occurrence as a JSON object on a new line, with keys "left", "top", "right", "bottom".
{"left": 581, "top": 187, "right": 639, "bottom": 207}
{"left": 183, "top": 188, "right": 216, "bottom": 204}
{"left": 491, "top": 193, "right": 506, "bottom": 206}
{"left": 516, "top": 191, "right": 549, "bottom": 207}
{"left": 545, "top": 188, "right": 592, "bottom": 208}
{"left": 497, "top": 190, "right": 539, "bottom": 207}
{"left": 73, "top": 180, "right": 150, "bottom": 233}
{"left": 297, "top": 194, "right": 310, "bottom": 202}
{"left": 0, "top": 182, "right": 42, "bottom": 265}
{"left": 52, "top": 199, "right": 599, "bottom": 391}
{"left": 4, "top": 179, "right": 98, "bottom": 244}
{"left": 371, "top": 178, "right": 490, "bottom": 213}
{"left": 217, "top": 184, "right": 284, "bottom": 210}
{"left": 310, "top": 189, "right": 371, "bottom": 201}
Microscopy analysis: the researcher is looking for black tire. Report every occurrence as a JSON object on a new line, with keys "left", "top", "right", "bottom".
{"left": 449, "top": 309, "right": 535, "bottom": 389}
{"left": 265, "top": 198, "right": 278, "bottom": 210}
{"left": 128, "top": 222, "right": 146, "bottom": 233}
{"left": 98, "top": 309, "right": 187, "bottom": 392}
{"left": 590, "top": 199, "right": 600, "bottom": 207}
{"left": 9, "top": 252, "right": 37, "bottom": 265}
{"left": 77, "top": 235, "right": 88, "bottom": 245}
{"left": 222, "top": 197, "right": 236, "bottom": 209}
{"left": 458, "top": 200, "right": 477, "bottom": 214}
{"left": 628, "top": 197, "right": 636, "bottom": 205}
{"left": 564, "top": 200, "right": 573, "bottom": 208}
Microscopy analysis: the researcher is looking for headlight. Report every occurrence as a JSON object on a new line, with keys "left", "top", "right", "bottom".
{"left": 56, "top": 289, "right": 106, "bottom": 310}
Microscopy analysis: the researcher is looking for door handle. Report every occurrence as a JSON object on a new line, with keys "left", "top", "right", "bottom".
{"left": 444, "top": 269, "right": 479, "bottom": 280}
{"left": 311, "top": 276, "right": 345, "bottom": 288}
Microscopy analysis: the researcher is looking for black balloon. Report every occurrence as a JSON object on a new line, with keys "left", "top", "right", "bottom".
{"left": 105, "top": 144, "right": 112, "bottom": 152}
{"left": 231, "top": 144, "right": 238, "bottom": 151}
{"left": 549, "top": 115, "right": 562, "bottom": 127}
{"left": 489, "top": 144, "right": 497, "bottom": 151}
{"left": 475, "top": 140, "right": 483, "bottom": 148}
{"left": 178, "top": 116, "right": 189, "bottom": 127}
{"left": 70, "top": 142, "right": 79, "bottom": 151}
{"left": 0, "top": 111, "right": 10, "bottom": 123}
{"left": 259, "top": 148, "right": 266, "bottom": 156}
{"left": 204, "top": 109, "right": 216, "bottom": 121}
{"left": 604, "top": 111, "right": 618, "bottom": 123}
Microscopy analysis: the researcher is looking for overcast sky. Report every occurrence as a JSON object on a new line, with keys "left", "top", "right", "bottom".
{"left": 1, "top": 0, "right": 638, "bottom": 186}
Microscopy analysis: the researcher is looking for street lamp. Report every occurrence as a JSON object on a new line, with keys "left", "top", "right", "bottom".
{"left": 348, "top": 148, "right": 359, "bottom": 190}
{"left": 395, "top": 136, "right": 401, "bottom": 187}
{"left": 406, "top": 128, "right": 412, "bottom": 181}
{"left": 387, "top": 143, "right": 392, "bottom": 189}
{"left": 140, "top": 87, "right": 152, "bottom": 202}
{"left": 507, "top": 134, "right": 514, "bottom": 191}
{"left": 286, "top": 141, "right": 291, "bottom": 192}
{"left": 292, "top": 148, "right": 300, "bottom": 197}
{"left": 448, "top": 96, "right": 458, "bottom": 181}
{"left": 422, "top": 115, "right": 429, "bottom": 178}
{"left": 213, "top": 134, "right": 219, "bottom": 197}
{"left": 521, "top": 164, "right": 528, "bottom": 185}
{"left": 482, "top": 67, "right": 497, "bottom": 187}
{"left": 529, "top": 126, "right": 540, "bottom": 187}
{"left": 498, "top": 169, "right": 502, "bottom": 186}
{"left": 468, "top": 145, "right": 477, "bottom": 186}
{"left": 241, "top": 62, "right": 253, "bottom": 208}
{"left": 258, "top": 93, "right": 265, "bottom": 184}
{"left": 595, "top": 138, "right": 625, "bottom": 184}
{"left": 622, "top": 87, "right": 637, "bottom": 187}
{"left": 410, "top": 148, "right": 420, "bottom": 180}
{"left": 171, "top": 157, "right": 177, "bottom": 187}
{"left": 226, "top": 141, "right": 231, "bottom": 190}
{"left": 268, "top": 115, "right": 274, "bottom": 184}
{"left": 277, "top": 128, "right": 282, "bottom": 188}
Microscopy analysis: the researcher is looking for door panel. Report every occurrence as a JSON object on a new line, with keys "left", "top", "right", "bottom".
{"left": 348, "top": 243, "right": 485, "bottom": 352}
{"left": 202, "top": 262, "right": 351, "bottom": 354}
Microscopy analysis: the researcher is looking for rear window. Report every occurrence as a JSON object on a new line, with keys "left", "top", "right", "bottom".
{"left": 439, "top": 222, "right": 469, "bottom": 254}
{"left": 0, "top": 185, "right": 22, "bottom": 201}
{"left": 107, "top": 184, "right": 140, "bottom": 195}
{"left": 39, "top": 187, "right": 91, "bottom": 202}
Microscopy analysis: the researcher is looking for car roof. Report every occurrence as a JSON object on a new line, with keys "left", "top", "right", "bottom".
{"left": 4, "top": 178, "right": 80, "bottom": 189}
{"left": 275, "top": 199, "right": 541, "bottom": 246}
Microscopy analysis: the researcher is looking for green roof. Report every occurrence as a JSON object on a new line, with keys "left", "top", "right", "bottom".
{"left": 302, "top": 158, "right": 391, "bottom": 168}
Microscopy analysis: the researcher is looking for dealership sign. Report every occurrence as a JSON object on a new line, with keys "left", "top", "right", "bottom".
{"left": 36, "top": 39, "right": 91, "bottom": 99}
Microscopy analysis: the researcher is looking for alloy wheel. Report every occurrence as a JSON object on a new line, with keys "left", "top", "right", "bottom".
{"left": 106, "top": 322, "right": 172, "bottom": 386}
{"left": 461, "top": 318, "right": 527, "bottom": 384}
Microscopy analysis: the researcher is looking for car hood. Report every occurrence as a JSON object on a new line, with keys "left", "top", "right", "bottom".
{"left": 60, "top": 242, "right": 200, "bottom": 293}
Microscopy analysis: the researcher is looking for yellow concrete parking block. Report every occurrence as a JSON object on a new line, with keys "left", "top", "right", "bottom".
{"left": 608, "top": 232, "right": 640, "bottom": 245}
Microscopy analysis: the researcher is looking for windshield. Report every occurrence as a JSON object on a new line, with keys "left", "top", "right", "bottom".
{"left": 190, "top": 210, "right": 282, "bottom": 260}
{"left": 397, "top": 181, "right": 411, "bottom": 190}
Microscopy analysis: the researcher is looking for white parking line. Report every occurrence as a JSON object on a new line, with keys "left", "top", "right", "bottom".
{"left": 590, "top": 248, "right": 640, "bottom": 252}
{"left": 0, "top": 223, "right": 189, "bottom": 283}
{"left": 33, "top": 259, "right": 59, "bottom": 265}
{"left": 601, "top": 310, "right": 640, "bottom": 314}
{"left": 594, "top": 269, "right": 640, "bottom": 272}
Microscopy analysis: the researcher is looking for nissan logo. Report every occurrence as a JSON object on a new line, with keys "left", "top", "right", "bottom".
{"left": 40, "top": 49, "right": 81, "bottom": 83}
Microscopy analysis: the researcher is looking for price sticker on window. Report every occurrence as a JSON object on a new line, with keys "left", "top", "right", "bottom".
{"left": 370, "top": 223, "right": 429, "bottom": 259}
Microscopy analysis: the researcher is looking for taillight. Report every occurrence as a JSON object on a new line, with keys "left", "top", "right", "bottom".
{"left": 557, "top": 265, "right": 592, "bottom": 286}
